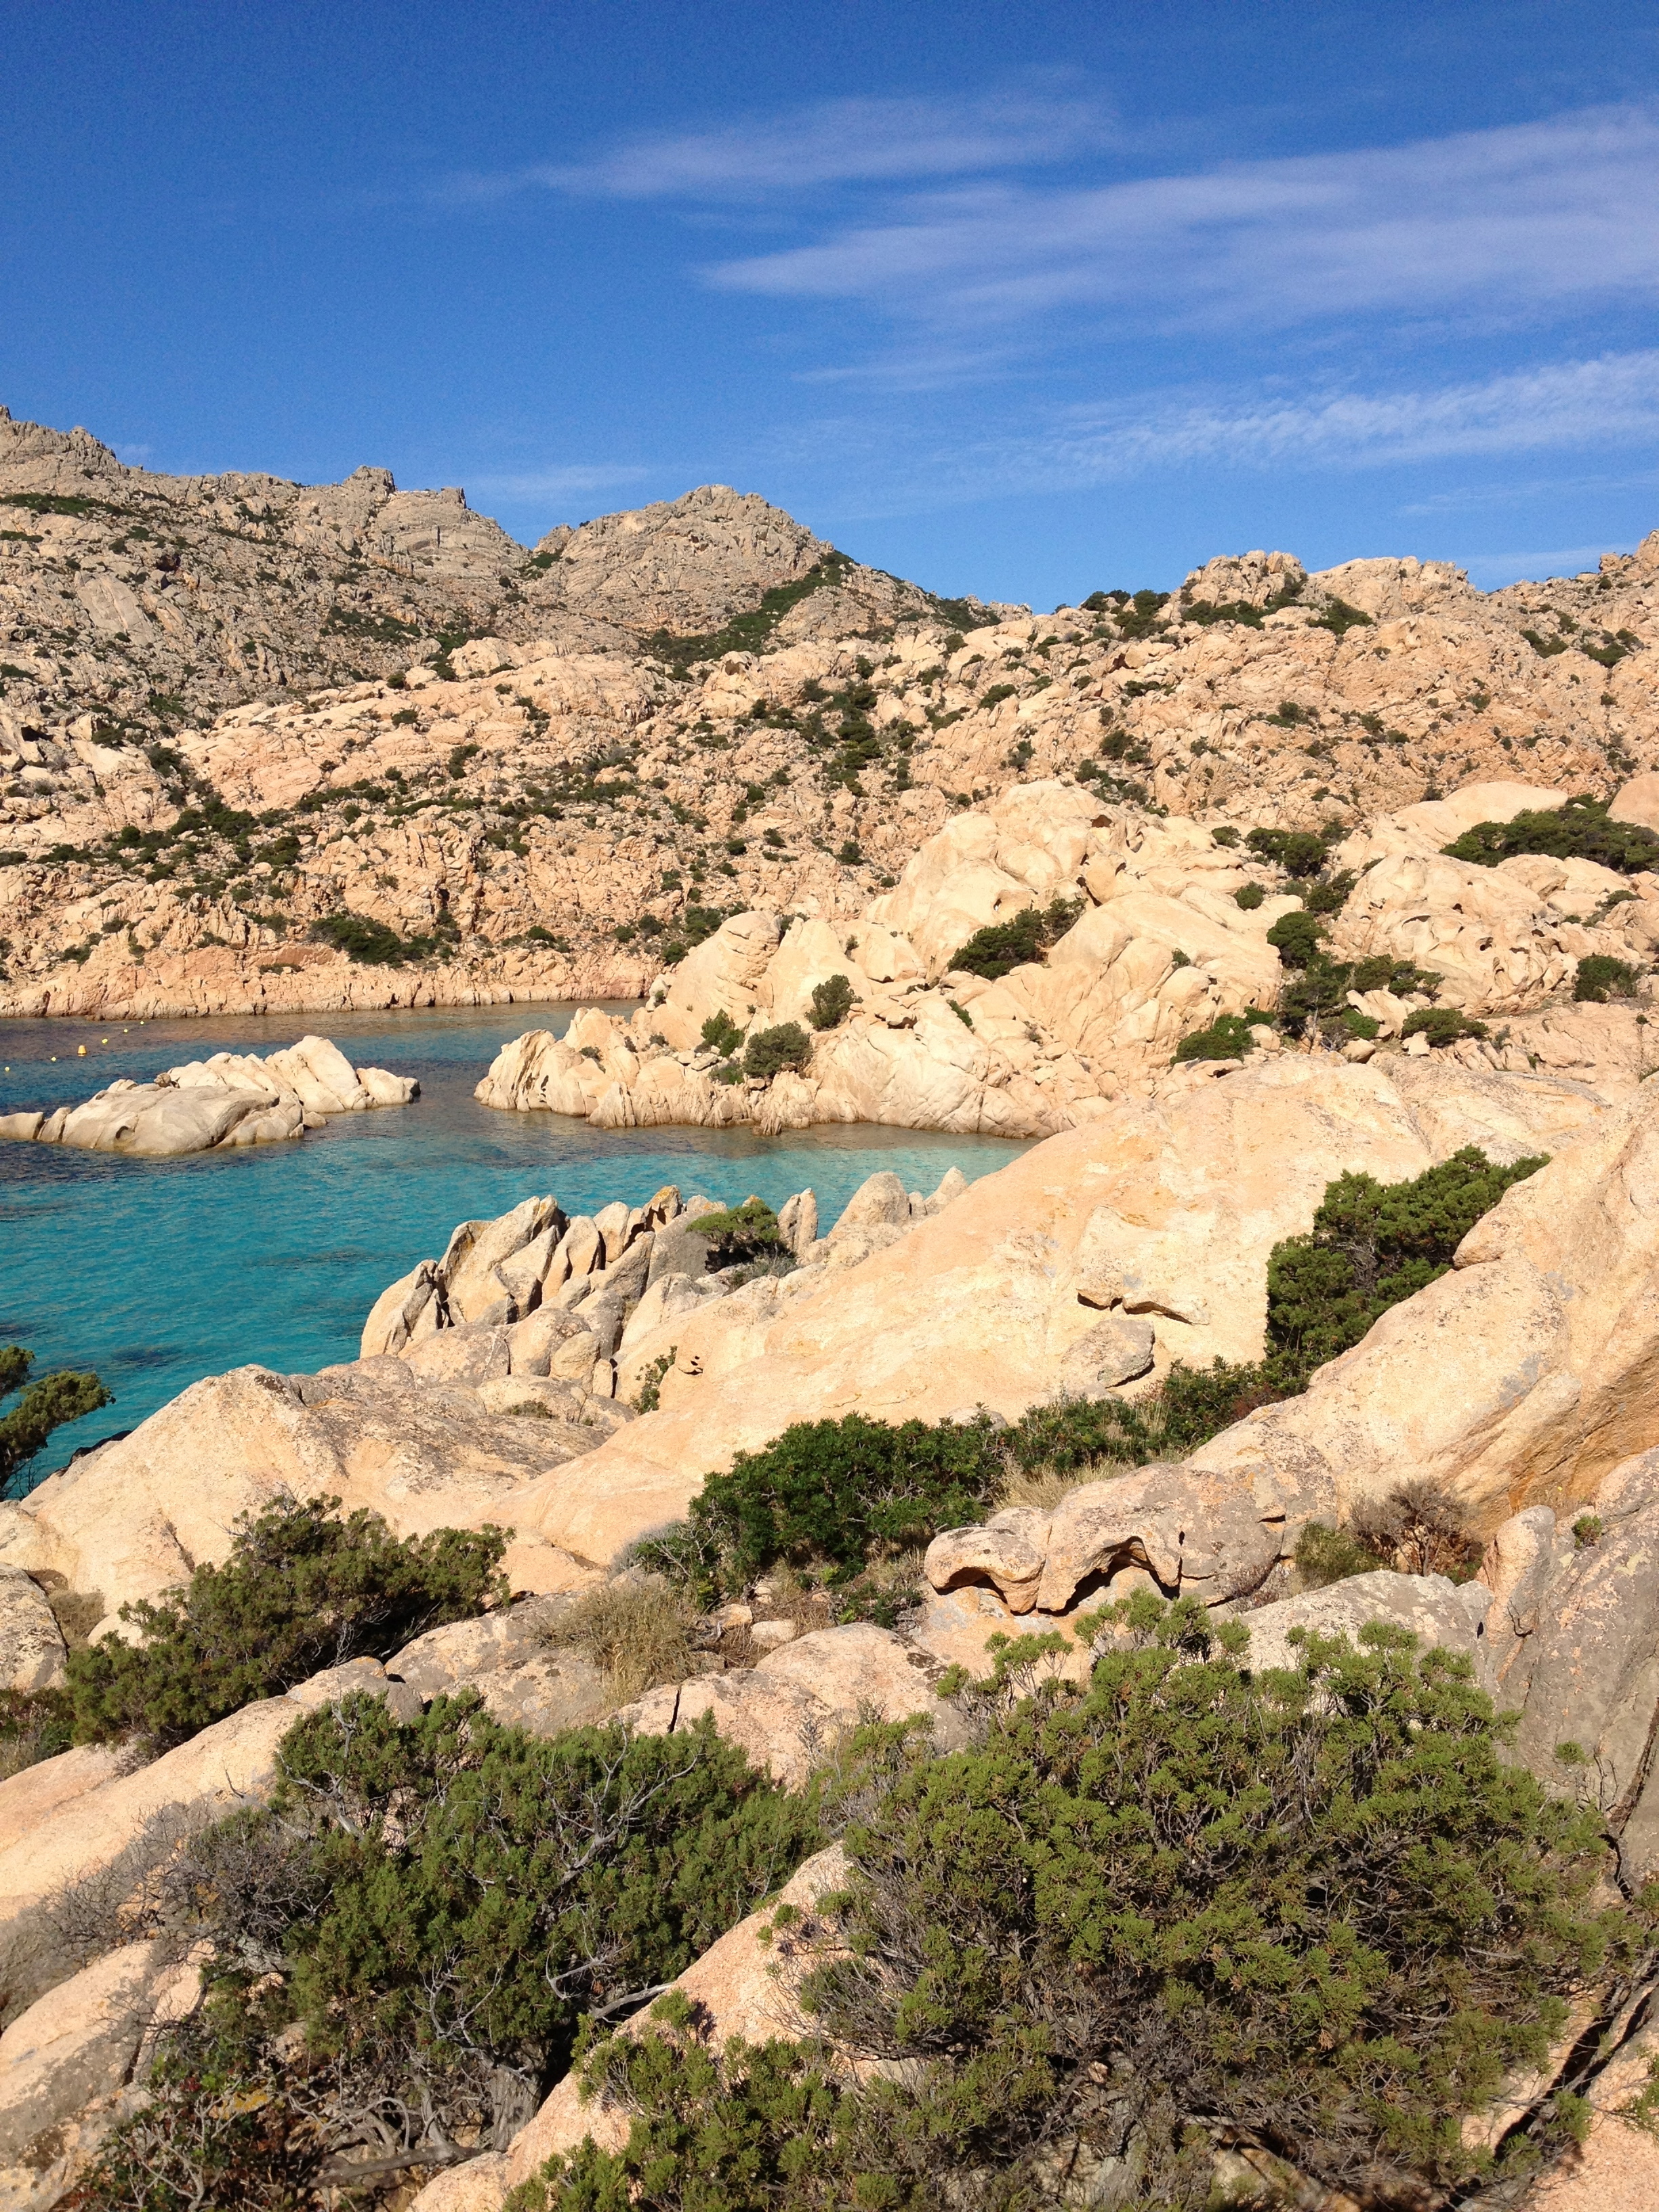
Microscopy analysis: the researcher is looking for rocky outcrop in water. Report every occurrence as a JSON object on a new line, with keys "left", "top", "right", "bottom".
{"left": 473, "top": 775, "right": 1659, "bottom": 1140}
{"left": 0, "top": 1033, "right": 417, "bottom": 1154}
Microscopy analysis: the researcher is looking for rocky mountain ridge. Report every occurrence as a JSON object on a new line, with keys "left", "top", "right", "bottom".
{"left": 1, "top": 401, "right": 1656, "bottom": 1030}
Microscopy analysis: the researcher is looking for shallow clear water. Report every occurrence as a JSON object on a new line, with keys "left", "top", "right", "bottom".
{"left": 0, "top": 1007, "right": 1029, "bottom": 1487}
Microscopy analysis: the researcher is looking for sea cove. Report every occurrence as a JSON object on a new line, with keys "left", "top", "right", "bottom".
{"left": 0, "top": 1004, "right": 1027, "bottom": 1481}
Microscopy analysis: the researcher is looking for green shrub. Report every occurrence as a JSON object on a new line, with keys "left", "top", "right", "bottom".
{"left": 687, "top": 1197, "right": 784, "bottom": 1267}
{"left": 517, "top": 1609, "right": 1620, "bottom": 2211}
{"left": 1401, "top": 1006, "right": 1489, "bottom": 1047}
{"left": 1294, "top": 1519, "right": 1389, "bottom": 1589}
{"left": 1443, "top": 797, "right": 1659, "bottom": 875}
{"left": 70, "top": 1696, "right": 822, "bottom": 2206}
{"left": 947, "top": 895, "right": 1080, "bottom": 980}
{"left": 1311, "top": 594, "right": 1374, "bottom": 635}
{"left": 1233, "top": 880, "right": 1265, "bottom": 909}
{"left": 692, "top": 1414, "right": 1003, "bottom": 1588}
{"left": 1265, "top": 907, "right": 1324, "bottom": 967}
{"left": 66, "top": 1494, "right": 508, "bottom": 1752}
{"left": 1574, "top": 953, "right": 1639, "bottom": 1002}
{"left": 1263, "top": 1147, "right": 1545, "bottom": 1390}
{"left": 0, "top": 1347, "right": 111, "bottom": 1488}
{"left": 1173, "top": 1011, "right": 1258, "bottom": 1061}
{"left": 308, "top": 910, "right": 410, "bottom": 966}
{"left": 1246, "top": 825, "right": 1330, "bottom": 877}
{"left": 807, "top": 972, "right": 855, "bottom": 1029}
{"left": 743, "top": 1022, "right": 811, "bottom": 1080}
{"left": 999, "top": 1361, "right": 1284, "bottom": 1476}
{"left": 1302, "top": 867, "right": 1355, "bottom": 915}
{"left": 699, "top": 1008, "right": 745, "bottom": 1056}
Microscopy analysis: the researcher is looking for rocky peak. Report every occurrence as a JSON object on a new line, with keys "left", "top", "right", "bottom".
{"left": 523, "top": 483, "right": 832, "bottom": 636}
{"left": 1181, "top": 549, "right": 1307, "bottom": 609}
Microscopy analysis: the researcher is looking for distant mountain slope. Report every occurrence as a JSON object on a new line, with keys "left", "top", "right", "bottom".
{"left": 0, "top": 407, "right": 948, "bottom": 750}
{"left": 0, "top": 403, "right": 1654, "bottom": 1021}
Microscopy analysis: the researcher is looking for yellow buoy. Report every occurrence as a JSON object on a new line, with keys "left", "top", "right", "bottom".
{"left": 77, "top": 1044, "right": 87, "bottom": 1056}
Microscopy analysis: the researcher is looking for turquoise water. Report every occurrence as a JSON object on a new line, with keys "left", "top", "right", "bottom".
{"left": 0, "top": 1007, "right": 1029, "bottom": 1488}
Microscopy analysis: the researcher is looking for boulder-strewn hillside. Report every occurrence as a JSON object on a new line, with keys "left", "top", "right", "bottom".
{"left": 6, "top": 1056, "right": 1659, "bottom": 2207}
{"left": 1, "top": 401, "right": 1655, "bottom": 1023}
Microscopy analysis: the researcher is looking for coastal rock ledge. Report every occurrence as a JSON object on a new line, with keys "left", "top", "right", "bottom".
{"left": 0, "top": 1033, "right": 417, "bottom": 1156}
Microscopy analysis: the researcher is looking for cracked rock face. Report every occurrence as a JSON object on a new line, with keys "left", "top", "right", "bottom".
{"left": 924, "top": 1460, "right": 1316, "bottom": 1620}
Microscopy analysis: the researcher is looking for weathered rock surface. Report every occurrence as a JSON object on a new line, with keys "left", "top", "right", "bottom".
{"left": 6, "top": 396, "right": 1656, "bottom": 1039}
{"left": 487, "top": 1054, "right": 1606, "bottom": 1568}
{"left": 0, "top": 1033, "right": 417, "bottom": 1155}
{"left": 1240, "top": 1570, "right": 1494, "bottom": 1681}
{"left": 0, "top": 1567, "right": 66, "bottom": 1694}
{"left": 1477, "top": 1446, "right": 1659, "bottom": 1889}
{"left": 474, "top": 771, "right": 1659, "bottom": 1140}
{"left": 1186, "top": 1078, "right": 1659, "bottom": 1529}
{"left": 0, "top": 1938, "right": 201, "bottom": 2211}
{"left": 390, "top": 1597, "right": 608, "bottom": 1737}
{"left": 616, "top": 1622, "right": 964, "bottom": 1790}
{"left": 0, "top": 1357, "right": 611, "bottom": 1640}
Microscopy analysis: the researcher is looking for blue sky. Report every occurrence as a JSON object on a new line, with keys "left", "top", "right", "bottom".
{"left": 3, "top": 1, "right": 1657, "bottom": 609}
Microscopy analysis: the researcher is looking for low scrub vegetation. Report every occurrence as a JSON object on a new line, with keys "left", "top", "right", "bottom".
{"left": 687, "top": 1197, "right": 786, "bottom": 1267}
{"left": 807, "top": 972, "right": 855, "bottom": 1029}
{"left": 1575, "top": 951, "right": 1640, "bottom": 1002}
{"left": 743, "top": 1021, "right": 811, "bottom": 1079}
{"left": 948, "top": 895, "right": 1081, "bottom": 981}
{"left": 66, "top": 1694, "right": 822, "bottom": 2208}
{"left": 643, "top": 1149, "right": 1543, "bottom": 1608}
{"left": 1263, "top": 1146, "right": 1544, "bottom": 1392}
{"left": 0, "top": 1344, "right": 110, "bottom": 1489}
{"left": 65, "top": 1494, "right": 507, "bottom": 1753}
{"left": 510, "top": 1602, "right": 1635, "bottom": 2212}
{"left": 1442, "top": 795, "right": 1659, "bottom": 874}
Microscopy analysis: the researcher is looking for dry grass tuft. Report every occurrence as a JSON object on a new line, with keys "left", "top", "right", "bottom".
{"left": 544, "top": 1578, "right": 698, "bottom": 1708}
{"left": 995, "top": 1459, "right": 1134, "bottom": 1513}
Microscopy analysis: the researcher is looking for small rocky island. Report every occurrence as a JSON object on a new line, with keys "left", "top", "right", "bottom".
{"left": 0, "top": 1033, "right": 417, "bottom": 1155}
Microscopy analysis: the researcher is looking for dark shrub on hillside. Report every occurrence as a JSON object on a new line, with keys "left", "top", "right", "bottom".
{"left": 510, "top": 1607, "right": 1618, "bottom": 2212}
{"left": 0, "top": 1346, "right": 110, "bottom": 1488}
{"left": 700, "top": 1008, "right": 745, "bottom": 1055}
{"left": 68, "top": 1695, "right": 821, "bottom": 2207}
{"left": 693, "top": 1414, "right": 1002, "bottom": 1586}
{"left": 1173, "top": 1010, "right": 1260, "bottom": 1061}
{"left": 743, "top": 1022, "right": 811, "bottom": 1080}
{"left": 1000, "top": 1361, "right": 1285, "bottom": 1475}
{"left": 1246, "top": 825, "right": 1330, "bottom": 877}
{"left": 1265, "top": 907, "right": 1325, "bottom": 967}
{"left": 308, "top": 910, "right": 411, "bottom": 966}
{"left": 1443, "top": 796, "right": 1659, "bottom": 874}
{"left": 687, "top": 1197, "right": 785, "bottom": 1267}
{"left": 1263, "top": 1146, "right": 1545, "bottom": 1390}
{"left": 66, "top": 1494, "right": 508, "bottom": 1752}
{"left": 807, "top": 972, "right": 855, "bottom": 1029}
{"left": 1401, "top": 1006, "right": 1489, "bottom": 1046}
{"left": 1574, "top": 952, "right": 1639, "bottom": 1002}
{"left": 948, "top": 895, "right": 1080, "bottom": 980}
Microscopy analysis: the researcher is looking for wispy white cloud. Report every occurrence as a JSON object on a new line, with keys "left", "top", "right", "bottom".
{"left": 1460, "top": 544, "right": 1638, "bottom": 584}
{"left": 1038, "top": 352, "right": 1659, "bottom": 480}
{"left": 706, "top": 104, "right": 1659, "bottom": 333}
{"left": 774, "top": 354, "right": 1659, "bottom": 520}
{"left": 1399, "top": 469, "right": 1659, "bottom": 516}
{"left": 469, "top": 463, "right": 653, "bottom": 501}
{"left": 439, "top": 89, "right": 1111, "bottom": 209}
